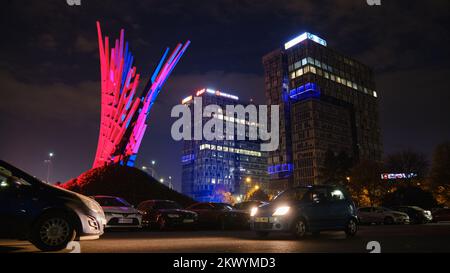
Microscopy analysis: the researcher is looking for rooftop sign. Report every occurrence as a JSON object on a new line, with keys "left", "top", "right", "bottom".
{"left": 284, "top": 32, "right": 327, "bottom": 50}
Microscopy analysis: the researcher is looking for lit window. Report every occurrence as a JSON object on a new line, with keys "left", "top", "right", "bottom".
{"left": 310, "top": 66, "right": 316, "bottom": 74}
{"left": 373, "top": 91, "right": 378, "bottom": 97}
{"left": 290, "top": 72, "right": 296, "bottom": 79}
{"left": 296, "top": 68, "right": 303, "bottom": 77}
{"left": 301, "top": 58, "right": 307, "bottom": 66}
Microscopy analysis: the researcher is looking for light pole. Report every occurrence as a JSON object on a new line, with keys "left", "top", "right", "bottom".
{"left": 168, "top": 176, "right": 173, "bottom": 189}
{"left": 44, "top": 152, "right": 54, "bottom": 183}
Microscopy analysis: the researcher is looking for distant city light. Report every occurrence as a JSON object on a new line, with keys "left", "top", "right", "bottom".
{"left": 182, "top": 96, "right": 193, "bottom": 104}
{"left": 284, "top": 32, "right": 327, "bottom": 50}
{"left": 381, "top": 173, "right": 418, "bottom": 180}
{"left": 189, "top": 88, "right": 239, "bottom": 101}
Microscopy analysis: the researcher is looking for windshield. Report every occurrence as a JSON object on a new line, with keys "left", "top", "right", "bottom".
{"left": 154, "top": 201, "right": 182, "bottom": 210}
{"left": 214, "top": 203, "right": 234, "bottom": 210}
{"left": 235, "top": 201, "right": 261, "bottom": 210}
{"left": 0, "top": 160, "right": 41, "bottom": 186}
{"left": 274, "top": 188, "right": 309, "bottom": 202}
{"left": 94, "top": 197, "right": 131, "bottom": 207}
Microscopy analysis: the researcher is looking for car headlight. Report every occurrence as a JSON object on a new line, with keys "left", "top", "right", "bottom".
{"left": 80, "top": 196, "right": 103, "bottom": 214}
{"left": 273, "top": 206, "right": 290, "bottom": 216}
{"left": 250, "top": 207, "right": 258, "bottom": 217}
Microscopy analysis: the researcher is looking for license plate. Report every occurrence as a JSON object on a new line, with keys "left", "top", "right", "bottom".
{"left": 255, "top": 217, "right": 269, "bottom": 223}
{"left": 183, "top": 219, "right": 194, "bottom": 223}
{"left": 119, "top": 218, "right": 133, "bottom": 224}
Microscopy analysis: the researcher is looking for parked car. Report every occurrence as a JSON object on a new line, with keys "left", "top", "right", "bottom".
{"left": 432, "top": 208, "right": 450, "bottom": 222}
{"left": 0, "top": 160, "right": 105, "bottom": 251}
{"left": 357, "top": 207, "right": 409, "bottom": 225}
{"left": 186, "top": 202, "right": 249, "bottom": 230}
{"left": 234, "top": 200, "right": 269, "bottom": 214}
{"left": 250, "top": 185, "right": 358, "bottom": 239}
{"left": 391, "top": 206, "right": 432, "bottom": 224}
{"left": 137, "top": 200, "right": 197, "bottom": 230}
{"left": 91, "top": 195, "right": 142, "bottom": 229}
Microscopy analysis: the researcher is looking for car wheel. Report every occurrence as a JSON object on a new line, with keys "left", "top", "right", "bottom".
{"left": 31, "top": 212, "right": 76, "bottom": 252}
{"left": 384, "top": 216, "right": 394, "bottom": 225}
{"left": 255, "top": 231, "right": 269, "bottom": 238}
{"left": 292, "top": 218, "right": 307, "bottom": 239}
{"left": 345, "top": 218, "right": 358, "bottom": 237}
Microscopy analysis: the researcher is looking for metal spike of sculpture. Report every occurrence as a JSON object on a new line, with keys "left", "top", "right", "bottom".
{"left": 93, "top": 22, "right": 190, "bottom": 168}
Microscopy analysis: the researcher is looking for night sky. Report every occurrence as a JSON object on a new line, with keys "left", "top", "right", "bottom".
{"left": 0, "top": 0, "right": 449, "bottom": 191}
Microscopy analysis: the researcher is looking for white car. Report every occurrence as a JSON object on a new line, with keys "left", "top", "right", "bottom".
{"left": 92, "top": 196, "right": 142, "bottom": 229}
{"left": 357, "top": 207, "right": 410, "bottom": 225}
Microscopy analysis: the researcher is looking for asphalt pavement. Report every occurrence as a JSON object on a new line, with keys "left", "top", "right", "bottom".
{"left": 1, "top": 223, "right": 450, "bottom": 253}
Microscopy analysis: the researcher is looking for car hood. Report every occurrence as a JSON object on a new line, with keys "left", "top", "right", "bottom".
{"left": 159, "top": 209, "right": 196, "bottom": 215}
{"left": 38, "top": 181, "right": 87, "bottom": 203}
{"left": 390, "top": 211, "right": 409, "bottom": 217}
{"left": 102, "top": 206, "right": 140, "bottom": 214}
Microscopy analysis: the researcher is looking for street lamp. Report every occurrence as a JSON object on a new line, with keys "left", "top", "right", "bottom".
{"left": 45, "top": 152, "right": 54, "bottom": 183}
{"left": 245, "top": 177, "right": 252, "bottom": 184}
{"left": 160, "top": 178, "right": 164, "bottom": 183}
{"left": 168, "top": 176, "right": 173, "bottom": 189}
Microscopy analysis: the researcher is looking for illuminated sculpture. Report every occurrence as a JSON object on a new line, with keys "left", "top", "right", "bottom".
{"left": 93, "top": 22, "right": 190, "bottom": 168}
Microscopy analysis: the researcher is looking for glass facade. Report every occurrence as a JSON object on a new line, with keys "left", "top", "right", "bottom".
{"left": 263, "top": 35, "right": 383, "bottom": 192}
{"left": 181, "top": 90, "right": 268, "bottom": 202}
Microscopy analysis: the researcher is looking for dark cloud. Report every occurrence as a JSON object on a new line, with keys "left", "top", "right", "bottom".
{"left": 0, "top": 0, "right": 449, "bottom": 189}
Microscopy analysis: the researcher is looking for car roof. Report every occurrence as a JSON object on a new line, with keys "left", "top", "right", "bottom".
{"left": 139, "top": 200, "right": 175, "bottom": 204}
{"left": 92, "top": 195, "right": 121, "bottom": 199}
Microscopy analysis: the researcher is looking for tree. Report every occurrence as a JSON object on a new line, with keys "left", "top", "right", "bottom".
{"left": 429, "top": 142, "right": 450, "bottom": 206}
{"left": 382, "top": 186, "right": 437, "bottom": 209}
{"left": 349, "top": 160, "right": 386, "bottom": 206}
{"left": 384, "top": 148, "right": 429, "bottom": 180}
{"left": 319, "top": 150, "right": 353, "bottom": 185}
{"left": 247, "top": 189, "right": 270, "bottom": 202}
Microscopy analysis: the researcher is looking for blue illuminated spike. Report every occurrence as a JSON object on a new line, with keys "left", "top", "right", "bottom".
{"left": 151, "top": 48, "right": 170, "bottom": 83}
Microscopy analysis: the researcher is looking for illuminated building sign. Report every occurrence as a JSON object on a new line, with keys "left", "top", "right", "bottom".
{"left": 381, "top": 173, "right": 418, "bottom": 180}
{"left": 268, "top": 163, "right": 293, "bottom": 175}
{"left": 190, "top": 88, "right": 239, "bottom": 101}
{"left": 284, "top": 32, "right": 327, "bottom": 50}
{"left": 182, "top": 95, "right": 193, "bottom": 104}
{"left": 289, "top": 82, "right": 320, "bottom": 101}
{"left": 181, "top": 154, "right": 195, "bottom": 163}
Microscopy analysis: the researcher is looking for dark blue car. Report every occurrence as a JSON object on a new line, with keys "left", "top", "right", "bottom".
{"left": 0, "top": 160, "right": 106, "bottom": 251}
{"left": 250, "top": 185, "right": 358, "bottom": 239}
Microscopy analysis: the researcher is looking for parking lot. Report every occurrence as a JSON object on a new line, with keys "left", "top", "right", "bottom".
{"left": 1, "top": 223, "right": 450, "bottom": 253}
